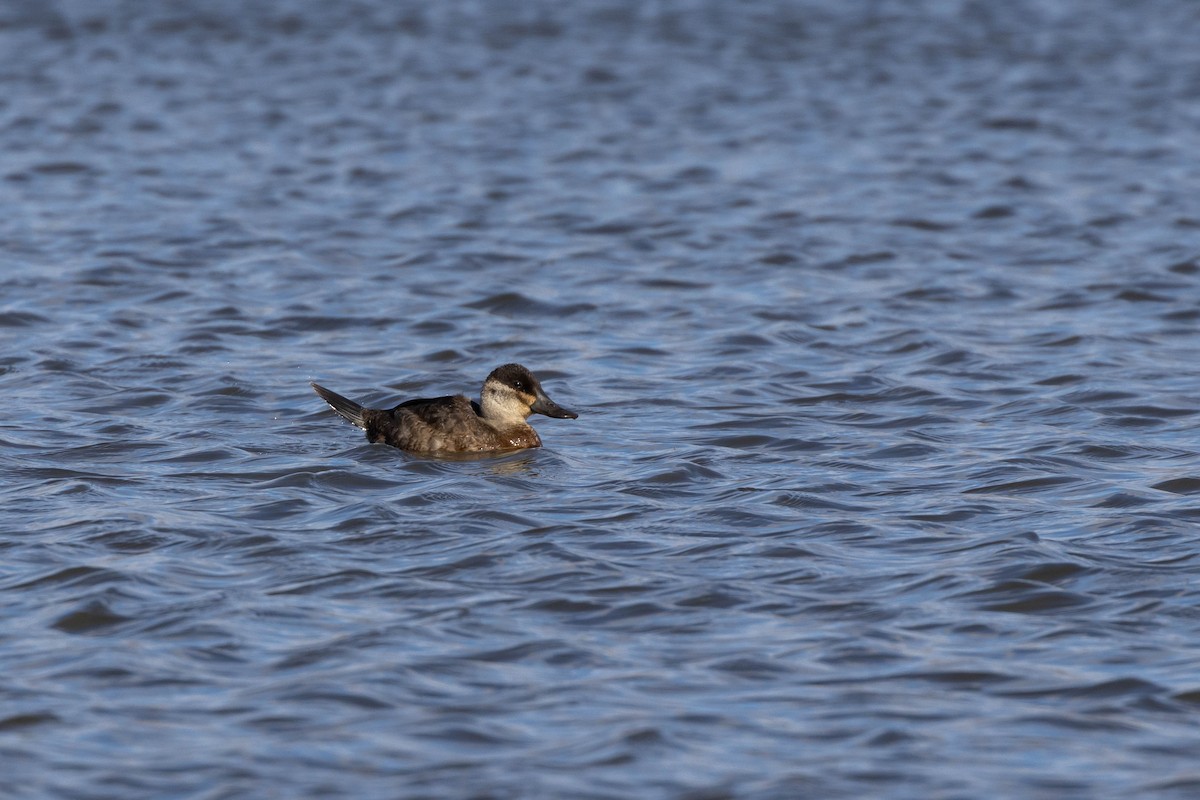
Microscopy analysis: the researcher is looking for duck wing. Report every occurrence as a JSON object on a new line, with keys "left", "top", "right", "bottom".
{"left": 363, "top": 394, "right": 482, "bottom": 451}
{"left": 390, "top": 394, "right": 479, "bottom": 426}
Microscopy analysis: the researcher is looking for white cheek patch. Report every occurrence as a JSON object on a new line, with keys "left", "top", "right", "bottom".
{"left": 481, "top": 384, "right": 533, "bottom": 423}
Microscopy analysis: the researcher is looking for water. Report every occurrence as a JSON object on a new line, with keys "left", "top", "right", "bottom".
{"left": 3, "top": 1, "right": 1200, "bottom": 797}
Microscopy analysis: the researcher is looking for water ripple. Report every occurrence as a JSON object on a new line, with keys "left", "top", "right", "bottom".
{"left": 3, "top": 1, "right": 1200, "bottom": 798}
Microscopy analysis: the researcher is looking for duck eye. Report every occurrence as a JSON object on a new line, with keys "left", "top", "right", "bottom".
{"left": 514, "top": 380, "right": 526, "bottom": 391}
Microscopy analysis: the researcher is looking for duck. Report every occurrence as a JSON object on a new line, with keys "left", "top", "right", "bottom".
{"left": 311, "top": 363, "right": 577, "bottom": 454}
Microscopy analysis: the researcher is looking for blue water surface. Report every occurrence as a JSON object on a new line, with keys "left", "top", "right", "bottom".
{"left": 3, "top": 1, "right": 1200, "bottom": 798}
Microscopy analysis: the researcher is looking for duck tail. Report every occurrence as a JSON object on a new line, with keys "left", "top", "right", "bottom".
{"left": 311, "top": 382, "right": 367, "bottom": 429}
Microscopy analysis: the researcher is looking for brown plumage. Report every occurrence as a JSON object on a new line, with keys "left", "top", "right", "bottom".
{"left": 311, "top": 363, "right": 577, "bottom": 454}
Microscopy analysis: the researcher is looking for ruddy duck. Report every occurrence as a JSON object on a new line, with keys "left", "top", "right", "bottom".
{"left": 311, "top": 363, "right": 577, "bottom": 454}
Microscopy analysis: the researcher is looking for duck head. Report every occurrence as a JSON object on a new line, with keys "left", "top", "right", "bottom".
{"left": 480, "top": 363, "right": 578, "bottom": 423}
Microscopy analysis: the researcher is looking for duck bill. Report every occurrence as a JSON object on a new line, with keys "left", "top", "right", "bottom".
{"left": 531, "top": 390, "right": 578, "bottom": 419}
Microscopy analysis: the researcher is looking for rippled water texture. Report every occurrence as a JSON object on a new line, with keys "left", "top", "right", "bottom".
{"left": 4, "top": 1, "right": 1200, "bottom": 797}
